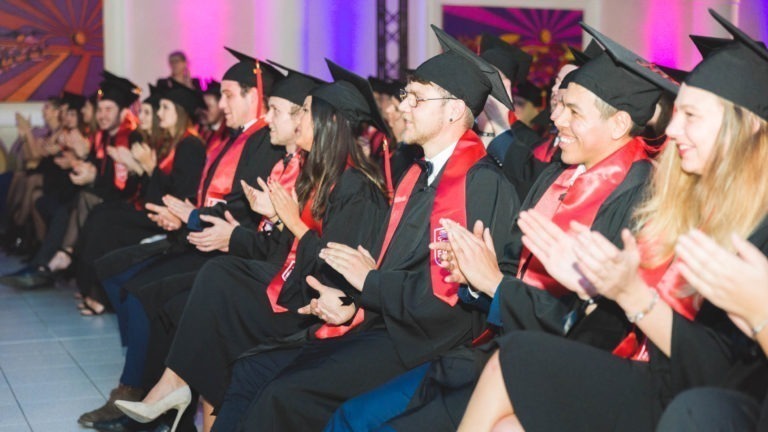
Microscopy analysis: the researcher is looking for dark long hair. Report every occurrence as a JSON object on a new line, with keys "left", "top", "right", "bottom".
{"left": 295, "top": 97, "right": 386, "bottom": 220}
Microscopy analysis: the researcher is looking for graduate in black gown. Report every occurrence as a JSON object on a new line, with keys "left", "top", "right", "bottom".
{"left": 654, "top": 235, "right": 768, "bottom": 432}
{"left": 75, "top": 84, "right": 207, "bottom": 316}
{"left": 323, "top": 24, "right": 677, "bottom": 432}
{"left": 76, "top": 85, "right": 207, "bottom": 428}
{"left": 90, "top": 48, "right": 284, "bottom": 325}
{"left": 208, "top": 26, "right": 518, "bottom": 431}
{"left": 458, "top": 11, "right": 768, "bottom": 432}
{"left": 114, "top": 59, "right": 391, "bottom": 431}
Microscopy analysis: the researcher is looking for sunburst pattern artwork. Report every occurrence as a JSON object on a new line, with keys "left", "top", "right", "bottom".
{"left": 443, "top": 5, "right": 584, "bottom": 88}
{"left": 0, "top": 0, "right": 103, "bottom": 101}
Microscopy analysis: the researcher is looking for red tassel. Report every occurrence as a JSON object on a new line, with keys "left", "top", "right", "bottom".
{"left": 382, "top": 137, "right": 393, "bottom": 202}
{"left": 254, "top": 62, "right": 264, "bottom": 119}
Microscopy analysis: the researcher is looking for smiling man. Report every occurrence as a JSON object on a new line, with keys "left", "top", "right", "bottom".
{"left": 322, "top": 25, "right": 683, "bottom": 432}
{"left": 221, "top": 26, "right": 519, "bottom": 431}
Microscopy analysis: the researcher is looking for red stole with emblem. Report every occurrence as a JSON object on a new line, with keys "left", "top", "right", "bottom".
{"left": 196, "top": 119, "right": 266, "bottom": 208}
{"left": 257, "top": 151, "right": 303, "bottom": 232}
{"left": 314, "top": 134, "right": 486, "bottom": 339}
{"left": 265, "top": 193, "right": 323, "bottom": 313}
{"left": 517, "top": 137, "right": 650, "bottom": 298}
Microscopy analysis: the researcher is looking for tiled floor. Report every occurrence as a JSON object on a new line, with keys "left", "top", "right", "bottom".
{"left": 0, "top": 254, "right": 122, "bottom": 432}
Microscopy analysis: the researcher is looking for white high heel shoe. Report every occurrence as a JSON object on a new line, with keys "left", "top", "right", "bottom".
{"left": 114, "top": 385, "right": 192, "bottom": 432}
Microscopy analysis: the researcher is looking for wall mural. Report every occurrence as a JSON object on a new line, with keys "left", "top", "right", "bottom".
{"left": 0, "top": 0, "right": 103, "bottom": 102}
{"left": 442, "top": 5, "right": 584, "bottom": 89}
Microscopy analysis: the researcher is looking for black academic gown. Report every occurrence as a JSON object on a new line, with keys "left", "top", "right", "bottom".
{"left": 236, "top": 156, "right": 519, "bottom": 431}
{"left": 486, "top": 123, "right": 558, "bottom": 202}
{"left": 93, "top": 127, "right": 283, "bottom": 316}
{"left": 497, "top": 219, "right": 768, "bottom": 432}
{"left": 74, "top": 135, "right": 206, "bottom": 305}
{"left": 162, "top": 167, "right": 389, "bottom": 408}
{"left": 386, "top": 159, "right": 652, "bottom": 431}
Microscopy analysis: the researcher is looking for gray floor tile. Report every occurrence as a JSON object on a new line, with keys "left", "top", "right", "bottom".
{"left": 0, "top": 403, "right": 27, "bottom": 426}
{"left": 59, "top": 336, "right": 121, "bottom": 353}
{"left": 3, "top": 365, "right": 88, "bottom": 387}
{"left": 20, "top": 396, "right": 105, "bottom": 430}
{"left": 69, "top": 348, "right": 124, "bottom": 366}
{"left": 0, "top": 425, "right": 31, "bottom": 432}
{"left": 0, "top": 351, "right": 76, "bottom": 371}
{"left": 12, "top": 381, "right": 102, "bottom": 406}
{"left": 80, "top": 362, "right": 123, "bottom": 380}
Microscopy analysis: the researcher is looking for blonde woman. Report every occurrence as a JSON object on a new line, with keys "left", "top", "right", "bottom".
{"left": 459, "top": 11, "right": 768, "bottom": 432}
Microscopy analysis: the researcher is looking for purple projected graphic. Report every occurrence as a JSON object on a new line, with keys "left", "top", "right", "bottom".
{"left": 0, "top": 0, "right": 104, "bottom": 101}
{"left": 443, "top": 5, "right": 584, "bottom": 88}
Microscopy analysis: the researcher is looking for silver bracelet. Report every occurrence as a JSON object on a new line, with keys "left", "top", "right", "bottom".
{"left": 751, "top": 318, "right": 768, "bottom": 338}
{"left": 626, "top": 291, "right": 659, "bottom": 323}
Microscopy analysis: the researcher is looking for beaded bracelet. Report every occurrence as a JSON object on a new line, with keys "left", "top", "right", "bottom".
{"left": 751, "top": 317, "right": 768, "bottom": 338}
{"left": 626, "top": 291, "right": 660, "bottom": 324}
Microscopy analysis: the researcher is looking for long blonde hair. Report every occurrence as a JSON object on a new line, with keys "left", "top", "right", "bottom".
{"left": 633, "top": 97, "right": 768, "bottom": 267}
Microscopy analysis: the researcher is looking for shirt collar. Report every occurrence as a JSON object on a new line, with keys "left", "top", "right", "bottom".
{"left": 425, "top": 141, "right": 458, "bottom": 186}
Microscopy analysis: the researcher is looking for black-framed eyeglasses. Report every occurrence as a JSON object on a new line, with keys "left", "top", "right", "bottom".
{"left": 399, "top": 88, "right": 458, "bottom": 108}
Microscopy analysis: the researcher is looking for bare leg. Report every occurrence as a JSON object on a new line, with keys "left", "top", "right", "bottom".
{"left": 201, "top": 399, "right": 215, "bottom": 432}
{"left": 48, "top": 247, "right": 72, "bottom": 272}
{"left": 491, "top": 415, "right": 524, "bottom": 432}
{"left": 457, "top": 351, "right": 519, "bottom": 432}
{"left": 142, "top": 368, "right": 189, "bottom": 404}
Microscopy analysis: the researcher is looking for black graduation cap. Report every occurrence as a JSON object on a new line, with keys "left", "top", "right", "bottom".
{"left": 570, "top": 23, "right": 678, "bottom": 125}
{"left": 311, "top": 59, "right": 392, "bottom": 137}
{"left": 479, "top": 33, "right": 532, "bottom": 85}
{"left": 203, "top": 80, "right": 221, "bottom": 97}
{"left": 690, "top": 34, "right": 767, "bottom": 59}
{"left": 61, "top": 91, "right": 86, "bottom": 111}
{"left": 160, "top": 85, "right": 205, "bottom": 118}
{"left": 222, "top": 47, "right": 284, "bottom": 97}
{"left": 686, "top": 9, "right": 768, "bottom": 121}
{"left": 368, "top": 76, "right": 405, "bottom": 98}
{"left": 98, "top": 70, "right": 141, "bottom": 109}
{"left": 655, "top": 64, "right": 689, "bottom": 85}
{"left": 267, "top": 60, "right": 326, "bottom": 106}
{"left": 413, "top": 25, "right": 514, "bottom": 117}
{"left": 569, "top": 40, "right": 603, "bottom": 67}
{"left": 560, "top": 68, "right": 578, "bottom": 90}
{"left": 690, "top": 35, "right": 731, "bottom": 58}
{"left": 142, "top": 84, "right": 162, "bottom": 110}
{"left": 514, "top": 81, "right": 545, "bottom": 107}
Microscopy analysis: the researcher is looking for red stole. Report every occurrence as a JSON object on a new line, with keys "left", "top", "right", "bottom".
{"left": 100, "top": 113, "right": 138, "bottom": 190}
{"left": 517, "top": 138, "right": 650, "bottom": 297}
{"left": 612, "top": 255, "right": 702, "bottom": 361}
{"left": 265, "top": 194, "right": 323, "bottom": 313}
{"left": 508, "top": 111, "right": 519, "bottom": 127}
{"left": 196, "top": 119, "right": 266, "bottom": 208}
{"left": 531, "top": 134, "right": 558, "bottom": 163}
{"left": 363, "top": 126, "right": 394, "bottom": 199}
{"left": 257, "top": 151, "right": 303, "bottom": 232}
{"left": 381, "top": 130, "right": 487, "bottom": 306}
{"left": 157, "top": 129, "right": 199, "bottom": 175}
{"left": 203, "top": 120, "right": 229, "bottom": 154}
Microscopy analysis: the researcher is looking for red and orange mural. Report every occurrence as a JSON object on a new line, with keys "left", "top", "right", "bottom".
{"left": 443, "top": 5, "right": 584, "bottom": 88}
{"left": 0, "top": 0, "right": 103, "bottom": 102}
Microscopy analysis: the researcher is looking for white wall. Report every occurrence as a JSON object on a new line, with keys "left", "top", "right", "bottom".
{"left": 1, "top": 0, "right": 766, "bottom": 150}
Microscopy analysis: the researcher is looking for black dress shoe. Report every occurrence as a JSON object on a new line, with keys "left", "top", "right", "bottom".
{"left": 0, "top": 268, "right": 54, "bottom": 289}
{"left": 92, "top": 414, "right": 139, "bottom": 432}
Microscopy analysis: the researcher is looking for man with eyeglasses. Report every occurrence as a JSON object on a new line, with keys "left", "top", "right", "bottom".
{"left": 227, "top": 26, "right": 520, "bottom": 431}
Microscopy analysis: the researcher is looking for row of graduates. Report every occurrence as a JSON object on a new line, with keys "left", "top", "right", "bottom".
{"left": 10, "top": 9, "right": 768, "bottom": 432}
